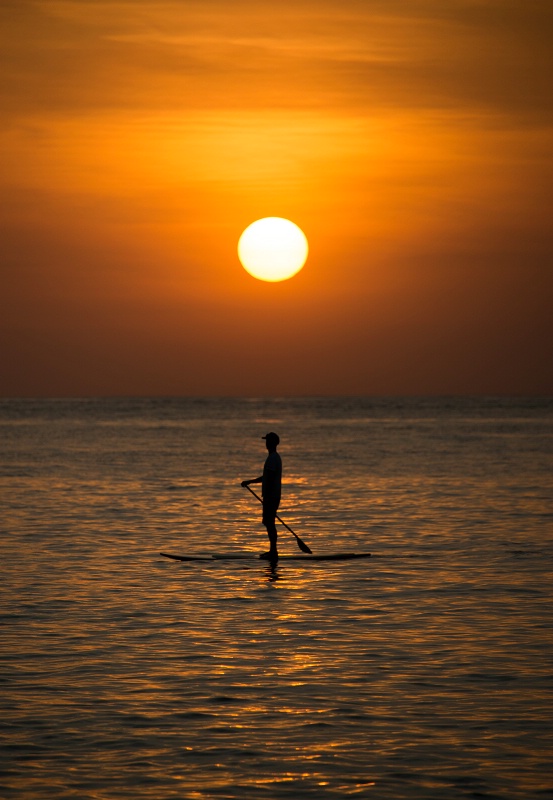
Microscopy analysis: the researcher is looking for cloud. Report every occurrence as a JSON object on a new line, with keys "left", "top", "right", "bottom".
{"left": 2, "top": 0, "right": 552, "bottom": 121}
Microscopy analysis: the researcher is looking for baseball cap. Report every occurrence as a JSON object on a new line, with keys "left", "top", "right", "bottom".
{"left": 262, "top": 432, "right": 280, "bottom": 445}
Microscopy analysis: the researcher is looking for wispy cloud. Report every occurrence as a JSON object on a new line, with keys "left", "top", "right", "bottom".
{"left": 2, "top": 0, "right": 552, "bottom": 120}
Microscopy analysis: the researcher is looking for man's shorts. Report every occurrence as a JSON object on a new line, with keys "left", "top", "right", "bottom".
{"left": 262, "top": 498, "right": 280, "bottom": 526}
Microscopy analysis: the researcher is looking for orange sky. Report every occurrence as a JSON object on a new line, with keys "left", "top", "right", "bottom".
{"left": 2, "top": 0, "right": 552, "bottom": 396}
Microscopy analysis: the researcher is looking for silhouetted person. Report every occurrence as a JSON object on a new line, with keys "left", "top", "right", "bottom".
{"left": 241, "top": 432, "right": 282, "bottom": 560}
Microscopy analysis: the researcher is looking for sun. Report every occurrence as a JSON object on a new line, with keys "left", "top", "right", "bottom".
{"left": 238, "top": 217, "right": 308, "bottom": 282}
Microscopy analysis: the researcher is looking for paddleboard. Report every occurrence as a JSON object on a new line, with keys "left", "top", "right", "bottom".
{"left": 160, "top": 551, "right": 371, "bottom": 562}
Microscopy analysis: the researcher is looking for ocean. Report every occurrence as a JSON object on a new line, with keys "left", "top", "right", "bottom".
{"left": 1, "top": 397, "right": 552, "bottom": 799}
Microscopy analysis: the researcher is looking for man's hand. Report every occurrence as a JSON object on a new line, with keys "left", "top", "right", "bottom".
{"left": 241, "top": 480, "right": 250, "bottom": 487}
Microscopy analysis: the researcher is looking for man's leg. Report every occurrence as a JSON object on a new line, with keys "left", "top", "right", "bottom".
{"left": 262, "top": 502, "right": 278, "bottom": 558}
{"left": 266, "top": 519, "right": 278, "bottom": 555}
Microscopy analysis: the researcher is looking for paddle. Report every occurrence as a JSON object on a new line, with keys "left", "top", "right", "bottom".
{"left": 243, "top": 484, "right": 313, "bottom": 554}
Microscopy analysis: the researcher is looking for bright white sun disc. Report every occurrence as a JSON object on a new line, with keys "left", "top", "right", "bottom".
{"left": 238, "top": 217, "right": 308, "bottom": 282}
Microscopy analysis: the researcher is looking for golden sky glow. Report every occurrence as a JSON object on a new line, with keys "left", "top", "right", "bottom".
{"left": 1, "top": 1, "right": 552, "bottom": 395}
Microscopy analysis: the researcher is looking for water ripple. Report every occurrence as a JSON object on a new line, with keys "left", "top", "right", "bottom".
{"left": 1, "top": 398, "right": 552, "bottom": 799}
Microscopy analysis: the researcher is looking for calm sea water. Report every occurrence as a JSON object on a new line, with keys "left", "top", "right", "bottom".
{"left": 1, "top": 397, "right": 552, "bottom": 799}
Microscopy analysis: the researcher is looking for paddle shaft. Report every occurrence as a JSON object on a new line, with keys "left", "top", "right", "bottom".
{"left": 244, "top": 484, "right": 312, "bottom": 554}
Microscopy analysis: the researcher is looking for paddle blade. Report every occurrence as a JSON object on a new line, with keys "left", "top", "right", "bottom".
{"left": 295, "top": 535, "right": 312, "bottom": 554}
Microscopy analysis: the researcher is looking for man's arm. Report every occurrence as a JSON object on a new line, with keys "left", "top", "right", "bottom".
{"left": 241, "top": 476, "right": 262, "bottom": 487}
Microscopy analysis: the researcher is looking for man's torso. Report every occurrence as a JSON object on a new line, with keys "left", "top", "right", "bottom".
{"left": 262, "top": 451, "right": 282, "bottom": 503}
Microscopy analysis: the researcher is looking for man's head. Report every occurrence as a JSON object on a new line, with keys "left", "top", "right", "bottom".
{"left": 262, "top": 432, "right": 280, "bottom": 450}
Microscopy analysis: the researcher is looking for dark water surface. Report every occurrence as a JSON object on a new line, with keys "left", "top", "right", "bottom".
{"left": 1, "top": 398, "right": 552, "bottom": 799}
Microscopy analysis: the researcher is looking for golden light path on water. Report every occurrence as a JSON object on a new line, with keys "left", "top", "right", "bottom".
{"left": 1, "top": 397, "right": 552, "bottom": 799}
